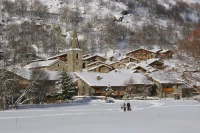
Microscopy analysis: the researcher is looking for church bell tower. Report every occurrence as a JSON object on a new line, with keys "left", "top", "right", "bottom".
{"left": 67, "top": 29, "right": 83, "bottom": 72}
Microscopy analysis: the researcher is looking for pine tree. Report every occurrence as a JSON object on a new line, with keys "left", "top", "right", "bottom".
{"left": 57, "top": 71, "right": 74, "bottom": 100}
{"left": 106, "top": 83, "right": 114, "bottom": 98}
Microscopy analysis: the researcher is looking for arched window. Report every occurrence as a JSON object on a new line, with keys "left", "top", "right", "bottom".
{"left": 76, "top": 53, "right": 78, "bottom": 59}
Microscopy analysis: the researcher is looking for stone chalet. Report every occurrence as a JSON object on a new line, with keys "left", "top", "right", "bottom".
{"left": 132, "top": 58, "right": 164, "bottom": 73}
{"left": 149, "top": 71, "right": 184, "bottom": 99}
{"left": 119, "top": 56, "right": 139, "bottom": 64}
{"left": 138, "top": 58, "right": 164, "bottom": 69}
{"left": 108, "top": 61, "right": 126, "bottom": 69}
{"left": 74, "top": 72, "right": 154, "bottom": 98}
{"left": 126, "top": 48, "right": 156, "bottom": 61}
{"left": 158, "top": 49, "right": 174, "bottom": 59}
{"left": 87, "top": 64, "right": 113, "bottom": 73}
{"left": 86, "top": 61, "right": 110, "bottom": 69}
{"left": 83, "top": 54, "right": 107, "bottom": 68}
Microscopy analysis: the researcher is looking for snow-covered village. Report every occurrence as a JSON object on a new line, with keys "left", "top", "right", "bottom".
{"left": 0, "top": 0, "right": 200, "bottom": 133}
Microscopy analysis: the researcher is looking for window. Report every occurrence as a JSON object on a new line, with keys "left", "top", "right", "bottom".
{"left": 76, "top": 53, "right": 78, "bottom": 59}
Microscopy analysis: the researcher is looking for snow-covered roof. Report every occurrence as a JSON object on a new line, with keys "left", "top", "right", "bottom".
{"left": 75, "top": 72, "right": 153, "bottom": 87}
{"left": 126, "top": 48, "right": 155, "bottom": 55}
{"left": 119, "top": 56, "right": 138, "bottom": 61}
{"left": 67, "top": 48, "right": 82, "bottom": 51}
{"left": 12, "top": 68, "right": 60, "bottom": 81}
{"left": 182, "top": 83, "right": 194, "bottom": 89}
{"left": 182, "top": 72, "right": 200, "bottom": 87}
{"left": 47, "top": 53, "right": 67, "bottom": 60}
{"left": 87, "top": 60, "right": 107, "bottom": 67}
{"left": 24, "top": 59, "right": 59, "bottom": 69}
{"left": 88, "top": 64, "right": 112, "bottom": 71}
{"left": 108, "top": 61, "right": 121, "bottom": 65}
{"left": 83, "top": 54, "right": 107, "bottom": 60}
{"left": 150, "top": 48, "right": 162, "bottom": 53}
{"left": 114, "top": 13, "right": 123, "bottom": 19}
{"left": 149, "top": 70, "right": 183, "bottom": 84}
{"left": 83, "top": 54, "right": 91, "bottom": 58}
{"left": 160, "top": 49, "right": 174, "bottom": 53}
{"left": 132, "top": 65, "right": 156, "bottom": 73}
{"left": 131, "top": 58, "right": 162, "bottom": 73}
{"left": 125, "top": 62, "right": 137, "bottom": 67}
{"left": 139, "top": 58, "right": 162, "bottom": 67}
{"left": 109, "top": 68, "right": 135, "bottom": 74}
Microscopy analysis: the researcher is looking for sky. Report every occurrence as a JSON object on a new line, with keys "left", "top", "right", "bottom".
{"left": 0, "top": 98, "right": 200, "bottom": 133}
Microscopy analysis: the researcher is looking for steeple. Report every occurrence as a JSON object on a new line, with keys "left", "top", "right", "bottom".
{"left": 67, "top": 28, "right": 83, "bottom": 72}
{"left": 70, "top": 28, "right": 80, "bottom": 49}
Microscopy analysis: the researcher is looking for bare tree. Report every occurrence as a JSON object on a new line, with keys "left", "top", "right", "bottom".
{"left": 124, "top": 76, "right": 152, "bottom": 99}
{"left": 30, "top": 0, "right": 48, "bottom": 17}
{"left": 14, "top": 69, "right": 49, "bottom": 108}
{"left": 105, "top": 82, "right": 114, "bottom": 98}
{"left": 0, "top": 68, "right": 19, "bottom": 110}
{"left": 15, "top": 0, "right": 28, "bottom": 17}
{"left": 176, "top": 26, "right": 200, "bottom": 90}
{"left": 124, "top": 77, "right": 136, "bottom": 99}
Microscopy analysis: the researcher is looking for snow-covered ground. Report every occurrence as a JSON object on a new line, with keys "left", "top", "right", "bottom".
{"left": 0, "top": 99, "right": 200, "bottom": 133}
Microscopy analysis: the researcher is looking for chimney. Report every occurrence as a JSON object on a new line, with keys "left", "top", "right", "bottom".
{"left": 96, "top": 75, "right": 101, "bottom": 80}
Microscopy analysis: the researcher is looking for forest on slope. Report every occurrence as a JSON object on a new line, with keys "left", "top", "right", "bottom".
{"left": 0, "top": 0, "right": 200, "bottom": 65}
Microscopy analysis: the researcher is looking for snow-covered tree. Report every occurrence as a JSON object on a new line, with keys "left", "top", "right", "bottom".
{"left": 56, "top": 71, "right": 74, "bottom": 100}
{"left": 124, "top": 77, "right": 152, "bottom": 99}
{"left": 0, "top": 68, "right": 19, "bottom": 110}
{"left": 124, "top": 77, "right": 136, "bottom": 98}
{"left": 177, "top": 25, "right": 200, "bottom": 89}
{"left": 105, "top": 82, "right": 114, "bottom": 98}
{"left": 14, "top": 69, "right": 49, "bottom": 108}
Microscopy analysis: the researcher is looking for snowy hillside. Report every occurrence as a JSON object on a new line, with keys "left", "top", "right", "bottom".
{"left": 0, "top": 0, "right": 200, "bottom": 63}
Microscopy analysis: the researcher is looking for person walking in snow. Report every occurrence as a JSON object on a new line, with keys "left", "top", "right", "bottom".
{"left": 127, "top": 102, "right": 131, "bottom": 111}
{"left": 123, "top": 103, "right": 126, "bottom": 112}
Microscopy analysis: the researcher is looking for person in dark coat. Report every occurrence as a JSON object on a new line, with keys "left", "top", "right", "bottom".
{"left": 127, "top": 102, "right": 131, "bottom": 111}
{"left": 123, "top": 103, "right": 126, "bottom": 112}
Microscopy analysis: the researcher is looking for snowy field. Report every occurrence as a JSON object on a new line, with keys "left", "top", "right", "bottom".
{"left": 0, "top": 99, "right": 200, "bottom": 133}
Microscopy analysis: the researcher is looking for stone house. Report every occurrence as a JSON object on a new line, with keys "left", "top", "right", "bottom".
{"left": 86, "top": 61, "right": 110, "bottom": 69}
{"left": 182, "top": 83, "right": 198, "bottom": 97}
{"left": 158, "top": 49, "right": 174, "bottom": 59}
{"left": 47, "top": 53, "right": 68, "bottom": 61}
{"left": 150, "top": 49, "right": 163, "bottom": 56}
{"left": 126, "top": 48, "right": 156, "bottom": 61}
{"left": 149, "top": 71, "right": 183, "bottom": 99}
{"left": 139, "top": 58, "right": 164, "bottom": 69}
{"left": 132, "top": 65, "right": 156, "bottom": 73}
{"left": 1, "top": 68, "right": 60, "bottom": 105}
{"left": 108, "top": 61, "right": 126, "bottom": 69}
{"left": 87, "top": 64, "right": 113, "bottom": 73}
{"left": 83, "top": 55, "right": 107, "bottom": 68}
{"left": 119, "top": 56, "right": 139, "bottom": 64}
{"left": 74, "top": 72, "right": 154, "bottom": 99}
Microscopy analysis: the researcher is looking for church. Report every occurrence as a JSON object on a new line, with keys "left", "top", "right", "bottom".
{"left": 23, "top": 29, "right": 83, "bottom": 72}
